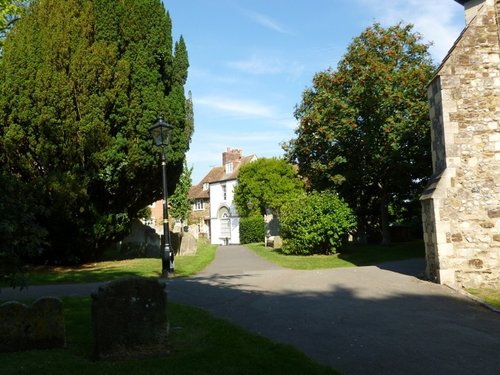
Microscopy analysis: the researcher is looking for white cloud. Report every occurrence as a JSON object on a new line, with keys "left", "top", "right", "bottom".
{"left": 246, "top": 10, "right": 290, "bottom": 34}
{"left": 227, "top": 55, "right": 305, "bottom": 77}
{"left": 188, "top": 67, "right": 242, "bottom": 85}
{"left": 194, "top": 96, "right": 277, "bottom": 118}
{"left": 356, "top": 0, "right": 465, "bottom": 61}
{"left": 280, "top": 117, "right": 300, "bottom": 130}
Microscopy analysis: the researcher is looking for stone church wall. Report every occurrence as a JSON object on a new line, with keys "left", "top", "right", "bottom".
{"left": 421, "top": 0, "right": 500, "bottom": 288}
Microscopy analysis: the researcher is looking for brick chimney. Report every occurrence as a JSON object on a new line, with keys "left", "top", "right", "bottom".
{"left": 455, "top": 0, "right": 487, "bottom": 25}
{"left": 222, "top": 148, "right": 242, "bottom": 165}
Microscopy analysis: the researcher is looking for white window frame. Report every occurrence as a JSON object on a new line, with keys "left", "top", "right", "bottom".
{"left": 194, "top": 199, "right": 203, "bottom": 211}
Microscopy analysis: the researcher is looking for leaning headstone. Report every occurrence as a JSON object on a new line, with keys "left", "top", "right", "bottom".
{"left": 179, "top": 232, "right": 197, "bottom": 256}
{"left": 0, "top": 297, "right": 66, "bottom": 352}
{"left": 273, "top": 236, "right": 283, "bottom": 249}
{"left": 91, "top": 277, "right": 168, "bottom": 360}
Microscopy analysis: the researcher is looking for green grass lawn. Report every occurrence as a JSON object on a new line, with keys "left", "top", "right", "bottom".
{"left": 5, "top": 239, "right": 497, "bottom": 311}
{"left": 245, "top": 240, "right": 425, "bottom": 270}
{"left": 0, "top": 297, "right": 338, "bottom": 375}
{"left": 7, "top": 241, "right": 217, "bottom": 287}
{"left": 467, "top": 288, "right": 500, "bottom": 309}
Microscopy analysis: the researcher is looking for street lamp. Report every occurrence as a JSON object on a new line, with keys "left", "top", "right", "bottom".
{"left": 149, "top": 116, "right": 174, "bottom": 277}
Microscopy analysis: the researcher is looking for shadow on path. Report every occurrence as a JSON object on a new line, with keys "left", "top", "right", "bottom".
{"left": 169, "top": 263, "right": 500, "bottom": 375}
{"left": 1, "top": 246, "right": 499, "bottom": 375}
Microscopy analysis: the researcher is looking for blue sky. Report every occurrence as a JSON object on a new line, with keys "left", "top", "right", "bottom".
{"left": 164, "top": 0, "right": 466, "bottom": 183}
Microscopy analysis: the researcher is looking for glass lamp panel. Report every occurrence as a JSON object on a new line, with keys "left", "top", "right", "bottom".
{"left": 149, "top": 118, "right": 173, "bottom": 147}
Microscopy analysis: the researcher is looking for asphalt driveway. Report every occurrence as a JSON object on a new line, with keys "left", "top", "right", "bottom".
{"left": 169, "top": 246, "right": 500, "bottom": 375}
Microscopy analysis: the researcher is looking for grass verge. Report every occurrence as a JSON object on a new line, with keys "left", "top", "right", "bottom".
{"left": 173, "top": 241, "right": 217, "bottom": 277}
{"left": 7, "top": 242, "right": 217, "bottom": 287}
{"left": 0, "top": 297, "right": 338, "bottom": 375}
{"left": 466, "top": 288, "right": 500, "bottom": 309}
{"left": 245, "top": 240, "right": 425, "bottom": 270}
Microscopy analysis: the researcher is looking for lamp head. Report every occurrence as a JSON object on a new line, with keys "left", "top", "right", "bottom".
{"left": 149, "top": 116, "right": 173, "bottom": 147}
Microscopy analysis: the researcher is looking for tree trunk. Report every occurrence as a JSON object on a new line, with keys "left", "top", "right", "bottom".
{"left": 355, "top": 219, "right": 368, "bottom": 245}
{"left": 380, "top": 186, "right": 391, "bottom": 246}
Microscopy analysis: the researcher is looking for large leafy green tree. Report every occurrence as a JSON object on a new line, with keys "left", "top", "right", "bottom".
{"left": 234, "top": 157, "right": 304, "bottom": 218}
{"left": 0, "top": 0, "right": 192, "bottom": 263}
{"left": 285, "top": 23, "right": 434, "bottom": 244}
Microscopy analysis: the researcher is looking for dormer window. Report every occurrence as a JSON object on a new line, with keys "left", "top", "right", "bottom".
{"left": 203, "top": 182, "right": 209, "bottom": 191}
{"left": 225, "top": 162, "right": 233, "bottom": 174}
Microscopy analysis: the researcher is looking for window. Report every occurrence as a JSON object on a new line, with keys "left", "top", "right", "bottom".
{"left": 218, "top": 207, "right": 231, "bottom": 240}
{"left": 225, "top": 162, "right": 233, "bottom": 174}
{"left": 194, "top": 199, "right": 203, "bottom": 211}
{"left": 222, "top": 184, "right": 227, "bottom": 200}
{"left": 203, "top": 182, "right": 209, "bottom": 191}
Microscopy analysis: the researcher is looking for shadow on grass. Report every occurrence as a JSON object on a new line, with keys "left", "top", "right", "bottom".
{"left": 0, "top": 297, "right": 338, "bottom": 375}
{"left": 19, "top": 259, "right": 162, "bottom": 286}
{"left": 247, "top": 240, "right": 425, "bottom": 275}
{"left": 29, "top": 268, "right": 161, "bottom": 285}
{"left": 337, "top": 240, "right": 426, "bottom": 277}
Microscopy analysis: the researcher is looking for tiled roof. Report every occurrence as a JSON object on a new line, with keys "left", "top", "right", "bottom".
{"left": 188, "top": 166, "right": 222, "bottom": 199}
{"left": 188, "top": 154, "right": 257, "bottom": 200}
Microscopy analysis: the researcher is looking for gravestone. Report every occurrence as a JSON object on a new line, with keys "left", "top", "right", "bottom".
{"left": 0, "top": 297, "right": 66, "bottom": 352}
{"left": 179, "top": 232, "right": 197, "bottom": 256}
{"left": 91, "top": 277, "right": 168, "bottom": 360}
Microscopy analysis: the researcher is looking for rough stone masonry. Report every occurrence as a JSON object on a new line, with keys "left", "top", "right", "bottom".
{"left": 421, "top": 0, "right": 500, "bottom": 289}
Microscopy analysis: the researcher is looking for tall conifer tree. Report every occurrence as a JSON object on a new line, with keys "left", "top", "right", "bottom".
{"left": 0, "top": 0, "right": 192, "bottom": 262}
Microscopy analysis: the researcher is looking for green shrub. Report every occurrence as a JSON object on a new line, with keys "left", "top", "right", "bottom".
{"left": 240, "top": 216, "right": 265, "bottom": 244}
{"left": 280, "top": 191, "right": 356, "bottom": 255}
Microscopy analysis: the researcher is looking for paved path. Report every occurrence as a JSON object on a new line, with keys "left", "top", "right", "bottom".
{"left": 170, "top": 246, "right": 500, "bottom": 375}
{"left": 2, "top": 245, "right": 499, "bottom": 375}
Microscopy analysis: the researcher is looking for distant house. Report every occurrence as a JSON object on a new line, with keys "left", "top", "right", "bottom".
{"left": 187, "top": 170, "right": 214, "bottom": 239}
{"left": 189, "top": 148, "right": 257, "bottom": 245}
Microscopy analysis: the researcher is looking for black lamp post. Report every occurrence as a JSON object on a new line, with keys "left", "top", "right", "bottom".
{"left": 149, "top": 116, "right": 174, "bottom": 277}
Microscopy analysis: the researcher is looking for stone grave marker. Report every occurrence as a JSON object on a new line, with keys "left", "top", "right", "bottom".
{"left": 0, "top": 297, "right": 66, "bottom": 352}
{"left": 91, "top": 276, "right": 168, "bottom": 360}
{"left": 179, "top": 232, "right": 197, "bottom": 256}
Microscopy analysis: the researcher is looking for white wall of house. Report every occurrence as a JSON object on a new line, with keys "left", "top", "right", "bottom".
{"left": 209, "top": 179, "right": 240, "bottom": 245}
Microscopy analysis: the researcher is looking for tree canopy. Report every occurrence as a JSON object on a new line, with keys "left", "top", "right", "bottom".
{"left": 233, "top": 157, "right": 304, "bottom": 218}
{"left": 0, "top": 0, "right": 31, "bottom": 56}
{"left": 285, "top": 23, "right": 434, "bottom": 244}
{"left": 0, "top": 0, "right": 192, "bottom": 263}
{"left": 170, "top": 159, "right": 193, "bottom": 223}
{"left": 280, "top": 190, "right": 356, "bottom": 255}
